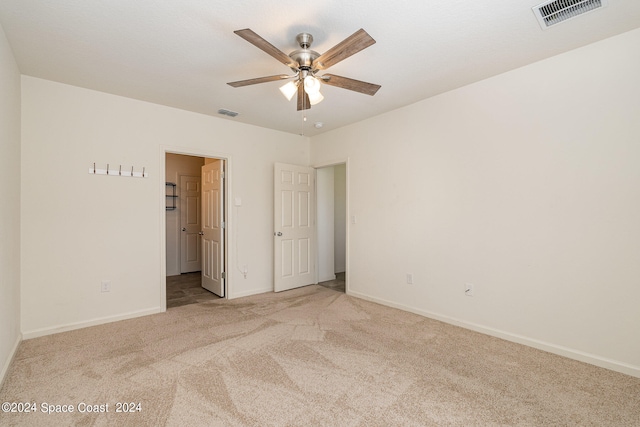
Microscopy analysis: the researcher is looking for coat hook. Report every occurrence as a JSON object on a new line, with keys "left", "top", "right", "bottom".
{"left": 131, "top": 166, "right": 134, "bottom": 177}
{"left": 143, "top": 167, "right": 146, "bottom": 177}
{"left": 119, "top": 165, "right": 122, "bottom": 176}
{"left": 93, "top": 162, "right": 96, "bottom": 174}
{"left": 106, "top": 164, "right": 109, "bottom": 175}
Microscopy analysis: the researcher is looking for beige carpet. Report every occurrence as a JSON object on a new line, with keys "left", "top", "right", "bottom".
{"left": 1, "top": 285, "right": 638, "bottom": 426}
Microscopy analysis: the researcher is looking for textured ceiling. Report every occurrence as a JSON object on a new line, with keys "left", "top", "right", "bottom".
{"left": 1, "top": 0, "right": 639, "bottom": 136}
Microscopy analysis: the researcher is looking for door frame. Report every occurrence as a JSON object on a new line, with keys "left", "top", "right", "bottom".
{"left": 160, "top": 146, "right": 231, "bottom": 310}
{"left": 313, "top": 158, "right": 349, "bottom": 294}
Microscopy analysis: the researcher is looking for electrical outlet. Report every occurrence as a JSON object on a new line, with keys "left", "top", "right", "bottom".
{"left": 464, "top": 283, "right": 474, "bottom": 297}
{"left": 406, "top": 273, "right": 414, "bottom": 284}
{"left": 101, "top": 280, "right": 111, "bottom": 293}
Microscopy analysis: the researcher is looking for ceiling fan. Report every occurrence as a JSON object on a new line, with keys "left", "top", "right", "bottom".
{"left": 227, "top": 28, "right": 381, "bottom": 111}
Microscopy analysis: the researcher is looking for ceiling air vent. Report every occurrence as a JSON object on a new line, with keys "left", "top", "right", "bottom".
{"left": 533, "top": 0, "right": 608, "bottom": 29}
{"left": 217, "top": 108, "right": 239, "bottom": 117}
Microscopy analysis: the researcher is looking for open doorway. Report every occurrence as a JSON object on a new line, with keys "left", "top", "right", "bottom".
{"left": 165, "top": 153, "right": 227, "bottom": 308}
{"left": 316, "top": 163, "right": 346, "bottom": 293}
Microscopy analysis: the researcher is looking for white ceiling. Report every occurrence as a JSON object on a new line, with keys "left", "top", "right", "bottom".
{"left": 1, "top": 0, "right": 639, "bottom": 136}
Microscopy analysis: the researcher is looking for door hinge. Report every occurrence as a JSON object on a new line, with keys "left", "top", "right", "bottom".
{"left": 221, "top": 172, "right": 225, "bottom": 179}
{"left": 221, "top": 221, "right": 226, "bottom": 229}
{"left": 221, "top": 272, "right": 226, "bottom": 279}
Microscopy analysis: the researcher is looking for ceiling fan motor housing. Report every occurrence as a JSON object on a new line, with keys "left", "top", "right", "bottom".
{"left": 289, "top": 48, "right": 319, "bottom": 69}
{"left": 290, "top": 33, "right": 319, "bottom": 70}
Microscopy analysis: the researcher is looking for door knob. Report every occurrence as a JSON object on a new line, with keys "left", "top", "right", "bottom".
{"left": 275, "top": 232, "right": 283, "bottom": 236}
{"left": 181, "top": 227, "right": 186, "bottom": 231}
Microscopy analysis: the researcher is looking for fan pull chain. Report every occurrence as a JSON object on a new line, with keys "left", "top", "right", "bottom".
{"left": 300, "top": 89, "right": 307, "bottom": 136}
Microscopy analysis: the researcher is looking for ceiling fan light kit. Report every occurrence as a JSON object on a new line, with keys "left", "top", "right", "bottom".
{"left": 279, "top": 80, "right": 298, "bottom": 101}
{"left": 228, "top": 28, "right": 381, "bottom": 111}
{"left": 303, "top": 75, "right": 320, "bottom": 94}
{"left": 307, "top": 90, "right": 324, "bottom": 106}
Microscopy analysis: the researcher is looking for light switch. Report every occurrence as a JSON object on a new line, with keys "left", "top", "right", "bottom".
{"left": 234, "top": 197, "right": 242, "bottom": 207}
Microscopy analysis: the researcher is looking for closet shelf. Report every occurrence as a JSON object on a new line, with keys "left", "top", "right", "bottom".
{"left": 166, "top": 182, "right": 177, "bottom": 210}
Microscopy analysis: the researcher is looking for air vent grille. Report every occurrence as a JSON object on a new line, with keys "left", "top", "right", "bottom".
{"left": 217, "top": 108, "right": 239, "bottom": 117}
{"left": 533, "top": 0, "right": 608, "bottom": 29}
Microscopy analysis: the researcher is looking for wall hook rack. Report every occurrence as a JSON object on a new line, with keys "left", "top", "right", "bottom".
{"left": 89, "top": 163, "right": 148, "bottom": 178}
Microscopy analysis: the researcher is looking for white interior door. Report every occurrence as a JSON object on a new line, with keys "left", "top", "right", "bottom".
{"left": 180, "top": 175, "right": 201, "bottom": 273}
{"left": 274, "top": 163, "right": 316, "bottom": 292}
{"left": 201, "top": 160, "right": 224, "bottom": 297}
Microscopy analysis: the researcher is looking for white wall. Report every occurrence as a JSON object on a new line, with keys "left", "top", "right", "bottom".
{"left": 310, "top": 28, "right": 640, "bottom": 377}
{"left": 165, "top": 153, "right": 205, "bottom": 277}
{"left": 21, "top": 76, "right": 310, "bottom": 337}
{"left": 317, "top": 167, "right": 335, "bottom": 282}
{"left": 0, "top": 22, "right": 21, "bottom": 384}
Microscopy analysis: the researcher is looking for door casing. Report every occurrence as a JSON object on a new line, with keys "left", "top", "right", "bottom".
{"left": 313, "top": 159, "right": 349, "bottom": 293}
{"left": 161, "top": 147, "right": 230, "bottom": 310}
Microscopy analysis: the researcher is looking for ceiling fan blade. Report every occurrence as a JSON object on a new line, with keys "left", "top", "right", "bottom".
{"left": 313, "top": 29, "right": 376, "bottom": 71}
{"left": 227, "top": 74, "right": 290, "bottom": 88}
{"left": 321, "top": 74, "right": 381, "bottom": 96}
{"left": 297, "top": 85, "right": 311, "bottom": 111}
{"left": 234, "top": 29, "right": 299, "bottom": 69}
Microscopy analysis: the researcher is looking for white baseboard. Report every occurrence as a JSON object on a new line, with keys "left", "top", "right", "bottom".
{"left": 348, "top": 290, "right": 640, "bottom": 379}
{"left": 318, "top": 274, "right": 337, "bottom": 283}
{"left": 229, "top": 287, "right": 271, "bottom": 299}
{"left": 1, "top": 333, "right": 22, "bottom": 388}
{"left": 22, "top": 307, "right": 163, "bottom": 340}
